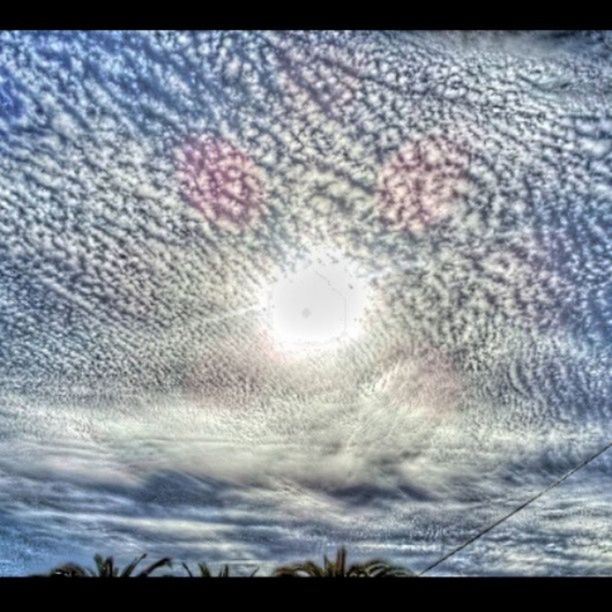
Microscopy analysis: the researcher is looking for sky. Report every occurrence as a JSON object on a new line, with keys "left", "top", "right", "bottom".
{"left": 0, "top": 30, "right": 610, "bottom": 576}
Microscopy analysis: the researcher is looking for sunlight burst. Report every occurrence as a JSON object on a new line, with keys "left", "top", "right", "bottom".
{"left": 267, "top": 254, "right": 370, "bottom": 355}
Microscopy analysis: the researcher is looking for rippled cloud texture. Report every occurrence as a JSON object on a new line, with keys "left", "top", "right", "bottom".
{"left": 0, "top": 30, "right": 610, "bottom": 576}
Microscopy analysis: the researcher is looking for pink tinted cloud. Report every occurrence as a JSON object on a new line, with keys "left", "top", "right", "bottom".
{"left": 175, "top": 135, "right": 267, "bottom": 231}
{"left": 376, "top": 132, "right": 472, "bottom": 233}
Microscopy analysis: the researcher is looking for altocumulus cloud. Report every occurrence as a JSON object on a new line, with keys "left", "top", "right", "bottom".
{"left": 0, "top": 30, "right": 610, "bottom": 575}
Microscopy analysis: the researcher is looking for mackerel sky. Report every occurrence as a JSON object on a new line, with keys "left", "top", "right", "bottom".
{"left": 0, "top": 30, "right": 610, "bottom": 575}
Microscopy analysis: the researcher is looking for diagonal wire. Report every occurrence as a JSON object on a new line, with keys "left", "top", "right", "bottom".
{"left": 418, "top": 440, "right": 612, "bottom": 576}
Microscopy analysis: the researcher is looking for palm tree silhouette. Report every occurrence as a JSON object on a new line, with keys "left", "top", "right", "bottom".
{"left": 50, "top": 553, "right": 172, "bottom": 577}
{"left": 273, "top": 546, "right": 413, "bottom": 577}
{"left": 181, "top": 562, "right": 259, "bottom": 577}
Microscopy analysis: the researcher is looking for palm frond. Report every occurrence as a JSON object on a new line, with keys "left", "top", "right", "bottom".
{"left": 185, "top": 562, "right": 231, "bottom": 577}
{"left": 272, "top": 547, "right": 413, "bottom": 578}
{"left": 93, "top": 555, "right": 118, "bottom": 577}
{"left": 52, "top": 554, "right": 174, "bottom": 578}
{"left": 120, "top": 553, "right": 148, "bottom": 577}
{"left": 93, "top": 554, "right": 106, "bottom": 576}
{"left": 50, "top": 563, "right": 90, "bottom": 577}
{"left": 197, "top": 562, "right": 212, "bottom": 577}
{"left": 346, "top": 565, "right": 369, "bottom": 577}
{"left": 136, "top": 556, "right": 173, "bottom": 577}
{"left": 181, "top": 562, "right": 194, "bottom": 577}
{"left": 273, "top": 560, "right": 325, "bottom": 577}
{"left": 218, "top": 564, "right": 230, "bottom": 577}
{"left": 351, "top": 559, "right": 415, "bottom": 577}
{"left": 333, "top": 547, "right": 347, "bottom": 576}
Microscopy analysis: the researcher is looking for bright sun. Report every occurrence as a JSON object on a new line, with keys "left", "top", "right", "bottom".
{"left": 267, "top": 254, "right": 369, "bottom": 354}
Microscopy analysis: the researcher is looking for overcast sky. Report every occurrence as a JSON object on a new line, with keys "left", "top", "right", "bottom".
{"left": 0, "top": 30, "right": 610, "bottom": 576}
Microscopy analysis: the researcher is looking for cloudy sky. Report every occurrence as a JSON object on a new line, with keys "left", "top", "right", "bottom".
{"left": 0, "top": 30, "right": 610, "bottom": 576}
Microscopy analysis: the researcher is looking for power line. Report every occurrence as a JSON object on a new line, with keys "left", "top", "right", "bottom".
{"left": 418, "top": 440, "right": 612, "bottom": 576}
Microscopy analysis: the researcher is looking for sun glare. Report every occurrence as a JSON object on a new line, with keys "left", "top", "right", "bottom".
{"left": 267, "top": 254, "right": 370, "bottom": 355}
